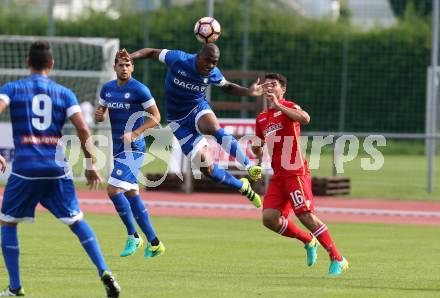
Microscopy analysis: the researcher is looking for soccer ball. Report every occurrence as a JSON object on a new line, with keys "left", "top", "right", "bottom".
{"left": 194, "top": 17, "right": 221, "bottom": 44}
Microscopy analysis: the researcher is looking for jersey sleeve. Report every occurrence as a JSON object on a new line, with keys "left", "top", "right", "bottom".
{"left": 0, "top": 82, "right": 13, "bottom": 106}
{"left": 158, "top": 49, "right": 185, "bottom": 67}
{"left": 284, "top": 100, "right": 302, "bottom": 110}
{"left": 137, "top": 84, "right": 156, "bottom": 110}
{"left": 98, "top": 85, "right": 107, "bottom": 106}
{"left": 65, "top": 88, "right": 81, "bottom": 118}
{"left": 210, "top": 67, "right": 227, "bottom": 87}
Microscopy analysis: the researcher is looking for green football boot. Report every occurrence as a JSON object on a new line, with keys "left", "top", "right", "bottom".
{"left": 247, "top": 165, "right": 262, "bottom": 181}
{"left": 239, "top": 178, "right": 262, "bottom": 208}
{"left": 144, "top": 241, "right": 166, "bottom": 259}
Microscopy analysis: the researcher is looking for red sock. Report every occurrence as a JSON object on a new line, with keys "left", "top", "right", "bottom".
{"left": 278, "top": 216, "right": 312, "bottom": 244}
{"left": 312, "top": 224, "right": 342, "bottom": 261}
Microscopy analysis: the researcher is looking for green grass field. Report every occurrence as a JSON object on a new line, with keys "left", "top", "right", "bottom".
{"left": 311, "top": 154, "right": 440, "bottom": 200}
{"left": 1, "top": 212, "right": 439, "bottom": 297}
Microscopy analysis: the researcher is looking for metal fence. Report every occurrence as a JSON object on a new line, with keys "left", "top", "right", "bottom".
{"left": 0, "top": 0, "right": 438, "bottom": 197}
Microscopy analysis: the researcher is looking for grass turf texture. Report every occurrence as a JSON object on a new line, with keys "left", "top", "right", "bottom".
{"left": 0, "top": 212, "right": 439, "bottom": 297}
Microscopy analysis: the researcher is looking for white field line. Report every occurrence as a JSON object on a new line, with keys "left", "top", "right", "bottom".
{"left": 2, "top": 196, "right": 440, "bottom": 218}
{"left": 76, "top": 198, "right": 440, "bottom": 218}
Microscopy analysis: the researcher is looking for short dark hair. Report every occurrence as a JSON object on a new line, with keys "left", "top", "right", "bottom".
{"left": 28, "top": 41, "right": 53, "bottom": 70}
{"left": 265, "top": 73, "right": 287, "bottom": 88}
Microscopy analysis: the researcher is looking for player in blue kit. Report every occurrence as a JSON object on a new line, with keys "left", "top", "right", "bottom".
{"left": 0, "top": 41, "right": 120, "bottom": 297}
{"left": 130, "top": 44, "right": 267, "bottom": 207}
{"left": 95, "top": 49, "right": 165, "bottom": 258}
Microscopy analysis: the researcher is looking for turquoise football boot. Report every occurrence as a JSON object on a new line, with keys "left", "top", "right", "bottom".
{"left": 304, "top": 236, "right": 319, "bottom": 266}
{"left": 328, "top": 257, "right": 349, "bottom": 275}
{"left": 120, "top": 237, "right": 143, "bottom": 257}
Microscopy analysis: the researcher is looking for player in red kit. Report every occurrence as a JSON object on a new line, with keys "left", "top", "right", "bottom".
{"left": 252, "top": 73, "right": 348, "bottom": 275}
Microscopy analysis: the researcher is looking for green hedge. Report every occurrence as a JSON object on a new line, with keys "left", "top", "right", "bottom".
{"left": 0, "top": 0, "right": 432, "bottom": 133}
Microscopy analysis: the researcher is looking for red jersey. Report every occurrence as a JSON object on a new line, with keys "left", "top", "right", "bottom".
{"left": 255, "top": 99, "right": 309, "bottom": 177}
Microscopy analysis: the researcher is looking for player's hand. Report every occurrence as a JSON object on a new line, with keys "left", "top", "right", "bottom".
{"left": 0, "top": 155, "right": 6, "bottom": 173}
{"left": 122, "top": 131, "right": 140, "bottom": 143}
{"left": 94, "top": 108, "right": 106, "bottom": 123}
{"left": 84, "top": 167, "right": 102, "bottom": 190}
{"left": 248, "top": 78, "right": 274, "bottom": 97}
{"left": 265, "top": 91, "right": 281, "bottom": 108}
{"left": 117, "top": 48, "right": 131, "bottom": 61}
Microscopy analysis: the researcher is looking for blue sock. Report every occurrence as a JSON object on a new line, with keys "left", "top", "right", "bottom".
{"left": 1, "top": 226, "right": 21, "bottom": 289}
{"left": 110, "top": 192, "right": 137, "bottom": 235}
{"left": 209, "top": 164, "right": 244, "bottom": 190}
{"left": 128, "top": 195, "right": 157, "bottom": 242}
{"left": 214, "top": 128, "right": 250, "bottom": 168}
{"left": 70, "top": 220, "right": 108, "bottom": 276}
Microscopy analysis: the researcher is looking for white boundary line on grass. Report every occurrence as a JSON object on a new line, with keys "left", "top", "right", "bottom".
{"left": 77, "top": 198, "right": 440, "bottom": 218}
{"left": 2, "top": 196, "right": 440, "bottom": 218}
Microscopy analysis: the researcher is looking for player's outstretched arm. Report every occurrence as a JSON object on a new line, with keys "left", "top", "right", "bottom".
{"left": 0, "top": 154, "right": 6, "bottom": 173}
{"left": 129, "top": 48, "right": 163, "bottom": 61}
{"left": 70, "top": 112, "right": 103, "bottom": 189}
{"left": 122, "top": 104, "right": 161, "bottom": 143}
{"left": 221, "top": 78, "right": 271, "bottom": 97}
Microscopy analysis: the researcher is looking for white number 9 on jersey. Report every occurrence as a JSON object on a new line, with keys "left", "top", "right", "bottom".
{"left": 32, "top": 94, "right": 52, "bottom": 130}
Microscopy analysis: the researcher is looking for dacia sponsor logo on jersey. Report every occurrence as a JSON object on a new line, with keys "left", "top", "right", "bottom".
{"left": 107, "top": 102, "right": 131, "bottom": 109}
{"left": 173, "top": 77, "right": 206, "bottom": 92}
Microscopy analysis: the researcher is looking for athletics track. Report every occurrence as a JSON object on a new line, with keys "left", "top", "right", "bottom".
{"left": 2, "top": 188, "right": 439, "bottom": 226}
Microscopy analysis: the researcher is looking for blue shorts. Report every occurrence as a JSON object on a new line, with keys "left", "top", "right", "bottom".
{"left": 168, "top": 101, "right": 214, "bottom": 159}
{"left": 108, "top": 151, "right": 145, "bottom": 191}
{"left": 0, "top": 174, "right": 82, "bottom": 225}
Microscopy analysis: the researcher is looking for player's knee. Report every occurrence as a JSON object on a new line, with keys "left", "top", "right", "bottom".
{"left": 204, "top": 126, "right": 218, "bottom": 136}
{"left": 107, "top": 185, "right": 120, "bottom": 197}
{"left": 0, "top": 220, "right": 17, "bottom": 227}
{"left": 199, "top": 164, "right": 214, "bottom": 176}
{"left": 125, "top": 189, "right": 138, "bottom": 198}
{"left": 296, "top": 211, "right": 320, "bottom": 230}
{"left": 262, "top": 214, "right": 279, "bottom": 231}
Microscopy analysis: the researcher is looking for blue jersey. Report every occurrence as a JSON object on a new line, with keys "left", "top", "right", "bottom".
{"left": 99, "top": 78, "right": 155, "bottom": 156}
{"left": 0, "top": 74, "right": 81, "bottom": 178}
{"left": 159, "top": 49, "right": 226, "bottom": 120}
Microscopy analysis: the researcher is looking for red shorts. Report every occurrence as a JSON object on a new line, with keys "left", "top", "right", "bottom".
{"left": 263, "top": 174, "right": 314, "bottom": 217}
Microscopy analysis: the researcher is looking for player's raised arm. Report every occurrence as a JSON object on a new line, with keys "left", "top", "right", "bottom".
{"left": 266, "top": 92, "right": 310, "bottom": 125}
{"left": 70, "top": 112, "right": 103, "bottom": 189}
{"left": 221, "top": 78, "right": 271, "bottom": 97}
{"left": 129, "top": 48, "right": 163, "bottom": 61}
